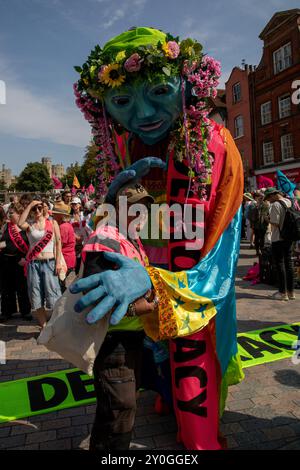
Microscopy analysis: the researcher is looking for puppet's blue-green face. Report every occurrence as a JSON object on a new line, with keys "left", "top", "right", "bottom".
{"left": 103, "top": 76, "right": 182, "bottom": 145}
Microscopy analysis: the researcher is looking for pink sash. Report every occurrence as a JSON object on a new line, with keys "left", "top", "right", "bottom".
{"left": 25, "top": 219, "right": 53, "bottom": 276}
{"left": 7, "top": 223, "right": 29, "bottom": 255}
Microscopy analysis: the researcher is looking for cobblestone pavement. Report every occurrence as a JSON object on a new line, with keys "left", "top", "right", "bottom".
{"left": 0, "top": 242, "right": 299, "bottom": 450}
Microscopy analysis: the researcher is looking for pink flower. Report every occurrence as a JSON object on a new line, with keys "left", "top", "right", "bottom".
{"left": 98, "top": 65, "right": 107, "bottom": 81}
{"left": 164, "top": 41, "right": 180, "bottom": 59}
{"left": 124, "top": 53, "right": 142, "bottom": 72}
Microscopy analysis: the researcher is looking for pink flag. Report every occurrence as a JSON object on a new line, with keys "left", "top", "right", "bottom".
{"left": 51, "top": 176, "right": 63, "bottom": 189}
{"left": 257, "top": 175, "right": 274, "bottom": 189}
{"left": 87, "top": 183, "right": 95, "bottom": 194}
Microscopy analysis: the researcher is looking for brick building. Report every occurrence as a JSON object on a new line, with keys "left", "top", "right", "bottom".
{"left": 250, "top": 9, "right": 300, "bottom": 185}
{"left": 226, "top": 65, "right": 255, "bottom": 182}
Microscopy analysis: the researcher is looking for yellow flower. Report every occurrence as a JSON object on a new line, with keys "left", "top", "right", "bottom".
{"left": 115, "top": 50, "right": 126, "bottom": 62}
{"left": 99, "top": 64, "right": 126, "bottom": 88}
{"left": 162, "top": 42, "right": 171, "bottom": 57}
{"left": 83, "top": 78, "right": 89, "bottom": 86}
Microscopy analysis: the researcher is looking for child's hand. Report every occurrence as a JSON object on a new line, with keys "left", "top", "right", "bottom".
{"left": 133, "top": 296, "right": 158, "bottom": 316}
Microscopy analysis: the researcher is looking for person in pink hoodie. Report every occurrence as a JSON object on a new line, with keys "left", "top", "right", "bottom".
{"left": 52, "top": 206, "right": 76, "bottom": 291}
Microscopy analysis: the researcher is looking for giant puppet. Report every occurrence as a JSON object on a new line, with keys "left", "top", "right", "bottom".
{"left": 71, "top": 27, "right": 244, "bottom": 450}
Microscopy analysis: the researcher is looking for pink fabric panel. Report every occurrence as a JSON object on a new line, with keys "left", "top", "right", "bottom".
{"left": 169, "top": 327, "right": 221, "bottom": 450}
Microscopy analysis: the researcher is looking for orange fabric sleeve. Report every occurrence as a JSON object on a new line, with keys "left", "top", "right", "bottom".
{"left": 201, "top": 127, "right": 244, "bottom": 259}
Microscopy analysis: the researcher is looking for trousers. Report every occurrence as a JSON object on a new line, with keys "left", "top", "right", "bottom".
{"left": 89, "top": 330, "right": 144, "bottom": 452}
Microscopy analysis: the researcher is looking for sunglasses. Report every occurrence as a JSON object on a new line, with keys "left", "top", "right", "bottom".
{"left": 32, "top": 205, "right": 43, "bottom": 212}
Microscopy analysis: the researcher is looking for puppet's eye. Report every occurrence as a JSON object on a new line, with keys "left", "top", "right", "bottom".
{"left": 153, "top": 86, "right": 169, "bottom": 96}
{"left": 112, "top": 96, "right": 131, "bottom": 106}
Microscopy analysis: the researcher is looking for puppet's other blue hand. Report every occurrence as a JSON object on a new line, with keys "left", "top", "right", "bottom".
{"left": 105, "top": 157, "right": 166, "bottom": 203}
{"left": 70, "top": 252, "right": 152, "bottom": 325}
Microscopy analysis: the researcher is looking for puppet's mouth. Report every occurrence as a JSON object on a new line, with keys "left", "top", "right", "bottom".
{"left": 139, "top": 120, "right": 164, "bottom": 131}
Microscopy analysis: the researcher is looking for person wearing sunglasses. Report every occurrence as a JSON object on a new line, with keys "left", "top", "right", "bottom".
{"left": 0, "top": 203, "right": 31, "bottom": 322}
{"left": 18, "top": 200, "right": 63, "bottom": 328}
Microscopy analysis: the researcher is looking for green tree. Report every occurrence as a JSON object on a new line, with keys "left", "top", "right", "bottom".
{"left": 16, "top": 162, "right": 53, "bottom": 192}
{"left": 64, "top": 162, "right": 82, "bottom": 188}
{"left": 81, "top": 142, "right": 99, "bottom": 186}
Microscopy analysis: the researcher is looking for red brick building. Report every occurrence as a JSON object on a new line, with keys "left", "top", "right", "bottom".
{"left": 250, "top": 9, "right": 300, "bottom": 185}
{"left": 226, "top": 65, "right": 255, "bottom": 181}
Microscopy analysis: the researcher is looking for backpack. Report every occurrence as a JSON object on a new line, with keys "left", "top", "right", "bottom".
{"left": 278, "top": 200, "right": 300, "bottom": 242}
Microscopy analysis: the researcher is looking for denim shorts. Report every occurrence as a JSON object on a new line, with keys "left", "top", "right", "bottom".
{"left": 27, "top": 259, "right": 62, "bottom": 311}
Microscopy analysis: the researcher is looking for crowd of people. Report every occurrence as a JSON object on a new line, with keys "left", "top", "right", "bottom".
{"left": 1, "top": 184, "right": 299, "bottom": 322}
{"left": 0, "top": 190, "right": 97, "bottom": 324}
{"left": 242, "top": 187, "right": 300, "bottom": 301}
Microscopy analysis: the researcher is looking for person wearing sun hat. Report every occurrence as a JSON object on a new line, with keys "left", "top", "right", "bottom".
{"left": 264, "top": 186, "right": 295, "bottom": 301}
{"left": 41, "top": 26, "right": 247, "bottom": 451}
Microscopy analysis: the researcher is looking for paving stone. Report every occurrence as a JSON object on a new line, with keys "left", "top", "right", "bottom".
{"left": 57, "top": 424, "right": 88, "bottom": 439}
{"left": 10, "top": 424, "right": 39, "bottom": 435}
{"left": 153, "top": 433, "right": 178, "bottom": 448}
{"left": 0, "top": 434, "right": 26, "bottom": 449}
{"left": 219, "top": 422, "right": 244, "bottom": 436}
{"left": 235, "top": 430, "right": 266, "bottom": 446}
{"left": 10, "top": 444, "right": 40, "bottom": 450}
{"left": 71, "top": 414, "right": 94, "bottom": 426}
{"left": 25, "top": 430, "right": 56, "bottom": 444}
{"left": 134, "top": 423, "right": 165, "bottom": 438}
{"left": 40, "top": 438, "right": 72, "bottom": 450}
{"left": 226, "top": 435, "right": 239, "bottom": 449}
{"left": 262, "top": 425, "right": 296, "bottom": 441}
{"left": 0, "top": 427, "right": 11, "bottom": 438}
{"left": 42, "top": 418, "right": 72, "bottom": 430}
{"left": 226, "top": 399, "right": 255, "bottom": 412}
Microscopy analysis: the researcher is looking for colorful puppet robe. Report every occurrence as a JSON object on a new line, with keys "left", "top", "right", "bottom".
{"left": 115, "top": 121, "right": 244, "bottom": 449}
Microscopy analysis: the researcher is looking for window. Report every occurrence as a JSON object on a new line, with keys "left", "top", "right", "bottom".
{"left": 263, "top": 141, "right": 274, "bottom": 165}
{"left": 281, "top": 134, "right": 294, "bottom": 161}
{"left": 261, "top": 101, "right": 272, "bottom": 125}
{"left": 233, "top": 82, "right": 241, "bottom": 103}
{"left": 234, "top": 115, "right": 244, "bottom": 138}
{"left": 278, "top": 94, "right": 291, "bottom": 119}
{"left": 273, "top": 42, "right": 292, "bottom": 74}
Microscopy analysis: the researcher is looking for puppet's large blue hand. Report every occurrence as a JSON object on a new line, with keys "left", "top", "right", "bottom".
{"left": 106, "top": 156, "right": 166, "bottom": 203}
{"left": 69, "top": 252, "right": 152, "bottom": 325}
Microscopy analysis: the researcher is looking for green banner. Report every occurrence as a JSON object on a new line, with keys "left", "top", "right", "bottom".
{"left": 0, "top": 323, "right": 299, "bottom": 424}
{"left": 238, "top": 322, "right": 299, "bottom": 368}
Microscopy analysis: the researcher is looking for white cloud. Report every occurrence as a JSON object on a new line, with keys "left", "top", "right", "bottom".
{"left": 103, "top": 8, "right": 126, "bottom": 29}
{"left": 0, "top": 58, "right": 90, "bottom": 148}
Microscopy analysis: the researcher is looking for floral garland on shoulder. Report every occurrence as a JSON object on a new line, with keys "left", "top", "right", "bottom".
{"left": 74, "top": 30, "right": 221, "bottom": 200}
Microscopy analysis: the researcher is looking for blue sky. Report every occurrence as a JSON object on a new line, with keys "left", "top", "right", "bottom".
{"left": 0, "top": 0, "right": 299, "bottom": 174}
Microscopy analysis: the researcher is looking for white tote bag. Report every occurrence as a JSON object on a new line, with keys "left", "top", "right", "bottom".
{"left": 37, "top": 279, "right": 110, "bottom": 376}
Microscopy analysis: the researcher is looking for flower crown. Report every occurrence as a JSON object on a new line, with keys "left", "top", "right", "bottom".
{"left": 74, "top": 30, "right": 221, "bottom": 200}
{"left": 75, "top": 32, "right": 219, "bottom": 98}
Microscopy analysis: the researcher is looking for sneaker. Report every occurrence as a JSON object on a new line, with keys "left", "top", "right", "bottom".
{"left": 272, "top": 292, "right": 289, "bottom": 301}
{"left": 287, "top": 292, "right": 296, "bottom": 300}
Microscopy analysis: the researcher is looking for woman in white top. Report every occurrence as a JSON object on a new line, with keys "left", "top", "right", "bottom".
{"left": 18, "top": 199, "right": 63, "bottom": 328}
